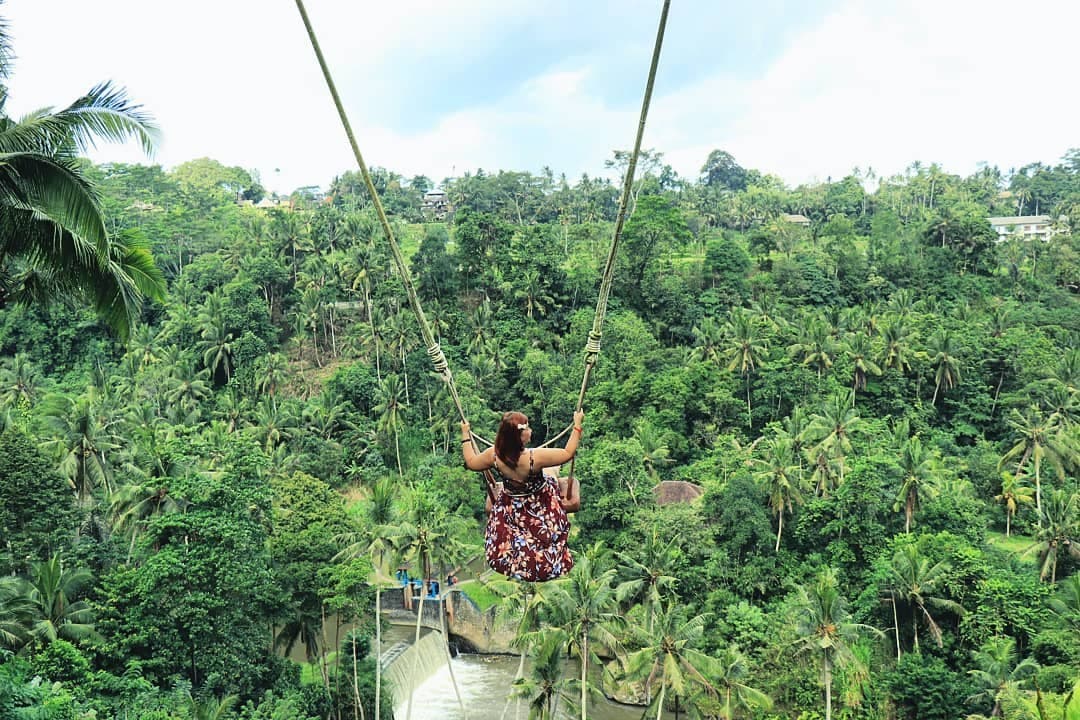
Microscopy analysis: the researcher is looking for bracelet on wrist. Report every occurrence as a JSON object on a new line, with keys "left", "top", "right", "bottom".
{"left": 574, "top": 426, "right": 583, "bottom": 433}
{"left": 461, "top": 438, "right": 471, "bottom": 444}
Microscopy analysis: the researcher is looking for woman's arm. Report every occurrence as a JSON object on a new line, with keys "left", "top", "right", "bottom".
{"left": 460, "top": 421, "right": 494, "bottom": 471}
{"left": 532, "top": 409, "right": 585, "bottom": 467}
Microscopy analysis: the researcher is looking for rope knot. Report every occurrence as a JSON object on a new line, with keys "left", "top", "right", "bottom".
{"left": 427, "top": 343, "right": 450, "bottom": 374}
{"left": 585, "top": 331, "right": 602, "bottom": 355}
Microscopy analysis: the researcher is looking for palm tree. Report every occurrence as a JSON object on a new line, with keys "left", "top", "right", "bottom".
{"left": 994, "top": 471, "right": 1034, "bottom": 537}
{"left": 806, "top": 391, "right": 861, "bottom": 485}
{"left": 791, "top": 568, "right": 882, "bottom": 720}
{"left": 966, "top": 636, "right": 1039, "bottom": 717}
{"left": 185, "top": 690, "right": 239, "bottom": 720}
{"left": 893, "top": 436, "right": 940, "bottom": 533}
{"left": 248, "top": 396, "right": 296, "bottom": 452}
{"left": 198, "top": 316, "right": 234, "bottom": 385}
{"left": 753, "top": 436, "right": 803, "bottom": 551}
{"left": 385, "top": 310, "right": 416, "bottom": 403}
{"left": 544, "top": 548, "right": 624, "bottom": 720}
{"left": 511, "top": 627, "right": 570, "bottom": 720}
{"left": 477, "top": 576, "right": 558, "bottom": 720}
{"left": 689, "top": 316, "right": 724, "bottom": 366}
{"left": 614, "top": 527, "right": 679, "bottom": 635}
{"left": 708, "top": 644, "right": 773, "bottom": 720}
{"left": 632, "top": 419, "right": 673, "bottom": 484}
{"left": 884, "top": 542, "right": 964, "bottom": 653}
{"left": 334, "top": 477, "right": 398, "bottom": 720}
{"left": 0, "top": 23, "right": 164, "bottom": 340}
{"left": 622, "top": 603, "right": 722, "bottom": 720}
{"left": 393, "top": 485, "right": 470, "bottom": 720}
{"left": 19, "top": 555, "right": 99, "bottom": 647}
{"left": 41, "top": 393, "right": 117, "bottom": 504}
{"left": 723, "top": 309, "right": 766, "bottom": 431}
{"left": 879, "top": 319, "right": 914, "bottom": 374}
{"left": 0, "top": 352, "right": 42, "bottom": 409}
{"left": 789, "top": 316, "right": 835, "bottom": 380}
{"left": 374, "top": 373, "right": 407, "bottom": 477}
{"left": 254, "top": 352, "right": 288, "bottom": 410}
{"left": 1024, "top": 489, "right": 1080, "bottom": 583}
{"left": 516, "top": 268, "right": 554, "bottom": 319}
{"left": 108, "top": 481, "right": 188, "bottom": 561}
{"left": 1048, "top": 574, "right": 1080, "bottom": 633}
{"left": 844, "top": 333, "right": 882, "bottom": 404}
{"left": 0, "top": 574, "right": 32, "bottom": 649}
{"left": 927, "top": 329, "right": 960, "bottom": 406}
{"left": 999, "top": 406, "right": 1078, "bottom": 515}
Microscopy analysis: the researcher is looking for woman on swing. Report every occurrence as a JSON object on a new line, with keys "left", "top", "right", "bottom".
{"left": 461, "top": 409, "right": 583, "bottom": 581}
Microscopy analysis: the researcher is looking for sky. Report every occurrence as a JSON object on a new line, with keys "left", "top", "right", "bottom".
{"left": 4, "top": 0, "right": 1078, "bottom": 196}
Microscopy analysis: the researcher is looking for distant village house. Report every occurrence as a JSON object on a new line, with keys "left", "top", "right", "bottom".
{"left": 987, "top": 215, "right": 1063, "bottom": 243}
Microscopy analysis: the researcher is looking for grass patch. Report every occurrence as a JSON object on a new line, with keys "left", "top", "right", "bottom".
{"left": 986, "top": 530, "right": 1035, "bottom": 561}
{"left": 457, "top": 579, "right": 501, "bottom": 612}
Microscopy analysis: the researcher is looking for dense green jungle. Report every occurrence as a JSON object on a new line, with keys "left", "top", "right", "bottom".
{"left": 2, "top": 43, "right": 1080, "bottom": 720}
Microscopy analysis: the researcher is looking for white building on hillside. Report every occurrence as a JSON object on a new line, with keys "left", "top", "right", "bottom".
{"left": 987, "top": 215, "right": 1061, "bottom": 242}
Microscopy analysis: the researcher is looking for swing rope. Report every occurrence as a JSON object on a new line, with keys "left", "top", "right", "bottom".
{"left": 293, "top": 0, "right": 671, "bottom": 493}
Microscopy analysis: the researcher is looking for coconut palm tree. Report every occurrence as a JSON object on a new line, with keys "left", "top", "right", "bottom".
{"left": 927, "top": 329, "right": 960, "bottom": 406}
{"left": 1024, "top": 489, "right": 1080, "bottom": 583}
{"left": 723, "top": 309, "right": 766, "bottom": 431}
{"left": 543, "top": 548, "right": 624, "bottom": 720}
{"left": 791, "top": 568, "right": 882, "bottom": 720}
{"left": 893, "top": 436, "right": 940, "bottom": 533}
{"left": 844, "top": 333, "right": 882, "bottom": 404}
{"left": 1048, "top": 574, "right": 1080, "bottom": 633}
{"left": 335, "top": 477, "right": 398, "bottom": 720}
{"left": 41, "top": 393, "right": 118, "bottom": 504}
{"left": 622, "top": 603, "right": 721, "bottom": 720}
{"left": 806, "top": 391, "right": 861, "bottom": 485}
{"left": 632, "top": 419, "right": 673, "bottom": 484}
{"left": 614, "top": 527, "right": 679, "bottom": 634}
{"left": 511, "top": 627, "right": 570, "bottom": 720}
{"left": 879, "top": 319, "right": 914, "bottom": 374}
{"left": 0, "top": 352, "right": 41, "bottom": 409}
{"left": 108, "top": 481, "right": 188, "bottom": 562}
{"left": 789, "top": 316, "right": 835, "bottom": 380}
{"left": 884, "top": 541, "right": 964, "bottom": 653}
{"left": 198, "top": 316, "right": 234, "bottom": 385}
{"left": 689, "top": 316, "right": 724, "bottom": 366}
{"left": 374, "top": 373, "right": 407, "bottom": 477}
{"left": 999, "top": 406, "right": 1078, "bottom": 515}
{"left": 966, "top": 636, "right": 1039, "bottom": 717}
{"left": 994, "top": 471, "right": 1034, "bottom": 537}
{"left": 707, "top": 644, "right": 773, "bottom": 720}
{"left": 0, "top": 22, "right": 164, "bottom": 340}
{"left": 753, "top": 436, "right": 803, "bottom": 551}
{"left": 17, "top": 554, "right": 99, "bottom": 647}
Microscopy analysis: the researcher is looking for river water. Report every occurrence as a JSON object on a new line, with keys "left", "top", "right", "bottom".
{"left": 395, "top": 650, "right": 675, "bottom": 720}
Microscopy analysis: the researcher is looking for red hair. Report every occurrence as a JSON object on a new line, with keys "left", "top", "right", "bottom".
{"left": 494, "top": 411, "right": 528, "bottom": 468}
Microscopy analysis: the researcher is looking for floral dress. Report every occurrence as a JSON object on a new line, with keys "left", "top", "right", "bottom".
{"left": 485, "top": 451, "right": 574, "bottom": 582}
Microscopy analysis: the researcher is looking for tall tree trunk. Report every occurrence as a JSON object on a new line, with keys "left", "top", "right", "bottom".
{"left": 405, "top": 592, "right": 426, "bottom": 720}
{"left": 581, "top": 632, "right": 588, "bottom": 720}
{"left": 824, "top": 654, "right": 833, "bottom": 720}
{"left": 745, "top": 375, "right": 752, "bottom": 432}
{"left": 375, "top": 586, "right": 382, "bottom": 720}
{"left": 775, "top": 513, "right": 783, "bottom": 553}
{"left": 892, "top": 594, "right": 901, "bottom": 659}
{"left": 352, "top": 634, "right": 365, "bottom": 720}
{"left": 440, "top": 586, "right": 468, "bottom": 718}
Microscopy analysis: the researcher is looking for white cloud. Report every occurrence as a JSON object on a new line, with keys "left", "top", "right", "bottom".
{"left": 4, "top": 0, "right": 1077, "bottom": 194}
{"left": 717, "top": 0, "right": 1080, "bottom": 184}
